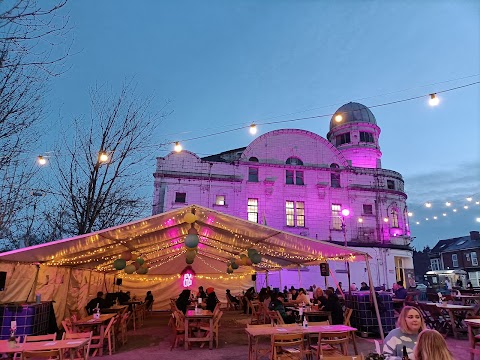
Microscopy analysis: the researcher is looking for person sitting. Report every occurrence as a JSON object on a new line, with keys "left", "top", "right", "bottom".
{"left": 86, "top": 291, "right": 108, "bottom": 315}
{"left": 350, "top": 283, "right": 357, "bottom": 291}
{"left": 413, "top": 329, "right": 453, "bottom": 360}
{"left": 360, "top": 282, "right": 370, "bottom": 291}
{"left": 269, "top": 292, "right": 295, "bottom": 324}
{"left": 144, "top": 291, "right": 154, "bottom": 310}
{"left": 467, "top": 281, "right": 474, "bottom": 290}
{"left": 196, "top": 286, "right": 207, "bottom": 300}
{"left": 322, "top": 289, "right": 344, "bottom": 324}
{"left": 205, "top": 287, "right": 219, "bottom": 312}
{"left": 313, "top": 288, "right": 327, "bottom": 306}
{"left": 335, "top": 282, "right": 344, "bottom": 295}
{"left": 176, "top": 289, "right": 191, "bottom": 314}
{"left": 293, "top": 288, "right": 311, "bottom": 305}
{"left": 394, "top": 281, "right": 408, "bottom": 299}
{"left": 383, "top": 305, "right": 426, "bottom": 359}
{"left": 289, "top": 286, "right": 298, "bottom": 301}
{"left": 226, "top": 289, "right": 240, "bottom": 308}
{"left": 242, "top": 287, "right": 256, "bottom": 314}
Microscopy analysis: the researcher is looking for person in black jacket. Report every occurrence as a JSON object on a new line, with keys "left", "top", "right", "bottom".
{"left": 322, "top": 289, "right": 344, "bottom": 324}
{"left": 205, "top": 287, "right": 219, "bottom": 312}
{"left": 86, "top": 292, "right": 108, "bottom": 315}
{"left": 176, "top": 289, "right": 191, "bottom": 314}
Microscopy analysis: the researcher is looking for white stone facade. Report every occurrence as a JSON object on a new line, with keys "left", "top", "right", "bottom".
{"left": 152, "top": 102, "right": 413, "bottom": 289}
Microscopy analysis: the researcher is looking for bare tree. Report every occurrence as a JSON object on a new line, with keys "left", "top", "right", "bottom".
{"left": 49, "top": 81, "right": 170, "bottom": 236}
{"left": 0, "top": 0, "right": 70, "bottom": 245}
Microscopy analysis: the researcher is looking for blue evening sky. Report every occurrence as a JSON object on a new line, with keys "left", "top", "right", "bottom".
{"left": 43, "top": 1, "right": 479, "bottom": 249}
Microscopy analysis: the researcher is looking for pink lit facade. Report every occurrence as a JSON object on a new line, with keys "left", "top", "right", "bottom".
{"left": 153, "top": 103, "right": 414, "bottom": 289}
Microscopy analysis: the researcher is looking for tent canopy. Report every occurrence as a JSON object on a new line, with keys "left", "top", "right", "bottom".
{"left": 0, "top": 205, "right": 368, "bottom": 276}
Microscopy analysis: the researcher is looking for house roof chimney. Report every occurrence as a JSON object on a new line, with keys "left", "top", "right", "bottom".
{"left": 470, "top": 231, "right": 480, "bottom": 240}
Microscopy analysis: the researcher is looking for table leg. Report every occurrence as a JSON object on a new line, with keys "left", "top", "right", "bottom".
{"left": 351, "top": 331, "right": 358, "bottom": 355}
{"left": 447, "top": 309, "right": 459, "bottom": 339}
{"left": 99, "top": 324, "right": 105, "bottom": 356}
{"left": 468, "top": 324, "right": 475, "bottom": 360}
{"left": 184, "top": 318, "right": 189, "bottom": 350}
{"left": 209, "top": 318, "right": 213, "bottom": 350}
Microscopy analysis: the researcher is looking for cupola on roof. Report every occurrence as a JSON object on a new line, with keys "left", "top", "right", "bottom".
{"left": 330, "top": 102, "right": 377, "bottom": 130}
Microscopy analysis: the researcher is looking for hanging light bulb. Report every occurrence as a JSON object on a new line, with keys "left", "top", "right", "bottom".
{"left": 425, "top": 202, "right": 432, "bottom": 208}
{"left": 98, "top": 151, "right": 109, "bottom": 163}
{"left": 476, "top": 201, "right": 480, "bottom": 205}
{"left": 174, "top": 142, "right": 182, "bottom": 152}
{"left": 416, "top": 221, "right": 420, "bottom": 225}
{"left": 466, "top": 197, "right": 473, "bottom": 202}
{"left": 433, "top": 216, "right": 438, "bottom": 220}
{"left": 464, "top": 205, "right": 469, "bottom": 209}
{"left": 249, "top": 123, "right": 257, "bottom": 135}
{"left": 37, "top": 155, "right": 47, "bottom": 165}
{"left": 429, "top": 93, "right": 440, "bottom": 106}
{"left": 358, "top": 218, "right": 363, "bottom": 223}
{"left": 442, "top": 213, "right": 447, "bottom": 216}
{"left": 407, "top": 212, "right": 413, "bottom": 217}
{"left": 334, "top": 114, "right": 343, "bottom": 122}
{"left": 445, "top": 202, "right": 451, "bottom": 207}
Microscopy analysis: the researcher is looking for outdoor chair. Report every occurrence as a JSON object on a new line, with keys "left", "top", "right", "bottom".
{"left": 62, "top": 331, "right": 92, "bottom": 360}
{"left": 249, "top": 299, "right": 263, "bottom": 325}
{"left": 22, "top": 350, "right": 62, "bottom": 360}
{"left": 200, "top": 310, "right": 223, "bottom": 348}
{"left": 343, "top": 308, "right": 353, "bottom": 327}
{"left": 145, "top": 300, "right": 154, "bottom": 315}
{"left": 310, "top": 330, "right": 350, "bottom": 360}
{"left": 306, "top": 321, "right": 330, "bottom": 348}
{"left": 246, "top": 323, "right": 273, "bottom": 360}
{"left": 24, "top": 334, "right": 57, "bottom": 342}
{"left": 62, "top": 318, "right": 74, "bottom": 335}
{"left": 271, "top": 332, "right": 306, "bottom": 360}
{"left": 117, "top": 311, "right": 130, "bottom": 346}
{"left": 90, "top": 316, "right": 115, "bottom": 357}
{"left": 268, "top": 310, "right": 285, "bottom": 325}
{"left": 226, "top": 296, "right": 239, "bottom": 311}
{"left": 170, "top": 310, "right": 187, "bottom": 350}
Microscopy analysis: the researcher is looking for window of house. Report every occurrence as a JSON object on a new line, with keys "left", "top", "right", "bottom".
{"left": 175, "top": 192, "right": 186, "bottom": 203}
{"left": 286, "top": 157, "right": 303, "bottom": 166}
{"left": 332, "top": 204, "right": 342, "bottom": 230}
{"left": 285, "top": 201, "right": 305, "bottom": 227}
{"left": 452, "top": 254, "right": 459, "bottom": 267}
{"left": 360, "top": 131, "right": 375, "bottom": 143}
{"left": 391, "top": 209, "right": 399, "bottom": 228}
{"left": 286, "top": 170, "right": 294, "bottom": 184}
{"left": 248, "top": 167, "right": 258, "bottom": 182}
{"left": 472, "top": 252, "right": 478, "bottom": 266}
{"left": 470, "top": 271, "right": 480, "bottom": 287}
{"left": 330, "top": 163, "right": 340, "bottom": 169}
{"left": 286, "top": 170, "right": 304, "bottom": 185}
{"left": 336, "top": 133, "right": 351, "bottom": 145}
{"left": 215, "top": 195, "right": 225, "bottom": 206}
{"left": 363, "top": 204, "right": 373, "bottom": 215}
{"left": 430, "top": 258, "right": 441, "bottom": 271}
{"left": 387, "top": 180, "right": 395, "bottom": 190}
{"left": 296, "top": 171, "right": 304, "bottom": 185}
{"left": 466, "top": 253, "right": 471, "bottom": 262}
{"left": 331, "top": 173, "right": 341, "bottom": 188}
{"left": 247, "top": 198, "right": 258, "bottom": 223}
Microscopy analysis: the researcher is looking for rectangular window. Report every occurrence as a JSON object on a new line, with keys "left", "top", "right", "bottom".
{"left": 331, "top": 173, "right": 341, "bottom": 188}
{"left": 175, "top": 192, "right": 186, "bottom": 203}
{"left": 296, "top": 201, "right": 305, "bottom": 227}
{"left": 332, "top": 204, "right": 342, "bottom": 230}
{"left": 430, "top": 258, "right": 440, "bottom": 271}
{"left": 296, "top": 171, "right": 304, "bottom": 185}
{"left": 363, "top": 204, "right": 373, "bottom": 215}
{"left": 360, "top": 131, "right": 374, "bottom": 143}
{"left": 286, "top": 201, "right": 295, "bottom": 226}
{"left": 335, "top": 132, "right": 351, "bottom": 145}
{"left": 387, "top": 180, "right": 395, "bottom": 190}
{"left": 391, "top": 209, "right": 399, "bottom": 228}
{"left": 472, "top": 252, "right": 478, "bottom": 266}
{"left": 247, "top": 199, "right": 258, "bottom": 223}
{"left": 286, "top": 170, "right": 294, "bottom": 184}
{"left": 469, "top": 271, "right": 480, "bottom": 287}
{"left": 452, "top": 254, "right": 458, "bottom": 267}
{"left": 248, "top": 167, "right": 258, "bottom": 182}
{"left": 215, "top": 195, "right": 225, "bottom": 206}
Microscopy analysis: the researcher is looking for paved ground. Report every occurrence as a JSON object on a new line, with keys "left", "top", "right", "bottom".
{"left": 98, "top": 311, "right": 470, "bottom": 359}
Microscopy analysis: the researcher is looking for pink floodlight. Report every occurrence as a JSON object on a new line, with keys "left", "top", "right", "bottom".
{"left": 341, "top": 209, "right": 350, "bottom": 217}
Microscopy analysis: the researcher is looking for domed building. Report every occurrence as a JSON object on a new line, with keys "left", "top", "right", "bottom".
{"left": 152, "top": 102, "right": 413, "bottom": 289}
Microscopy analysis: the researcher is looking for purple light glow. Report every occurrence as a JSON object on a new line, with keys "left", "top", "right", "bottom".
{"left": 341, "top": 209, "right": 350, "bottom": 217}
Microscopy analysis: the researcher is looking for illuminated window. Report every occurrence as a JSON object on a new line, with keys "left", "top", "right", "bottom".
{"left": 248, "top": 167, "right": 258, "bottom": 182}
{"left": 331, "top": 173, "right": 340, "bottom": 188}
{"left": 360, "top": 131, "right": 374, "bottom": 143}
{"left": 175, "top": 192, "right": 186, "bottom": 203}
{"left": 452, "top": 254, "right": 458, "bottom": 267}
{"left": 336, "top": 133, "right": 350, "bottom": 145}
{"left": 215, "top": 195, "right": 225, "bottom": 206}
{"left": 430, "top": 258, "right": 440, "bottom": 271}
{"left": 285, "top": 201, "right": 305, "bottom": 227}
{"left": 332, "top": 204, "right": 342, "bottom": 230}
{"left": 248, "top": 198, "right": 258, "bottom": 223}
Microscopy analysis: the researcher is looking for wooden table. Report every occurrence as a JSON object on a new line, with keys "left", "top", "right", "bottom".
{"left": 102, "top": 305, "right": 128, "bottom": 314}
{"left": 465, "top": 318, "right": 480, "bottom": 360}
{"left": 245, "top": 324, "right": 358, "bottom": 360}
{"left": 0, "top": 339, "right": 88, "bottom": 360}
{"left": 123, "top": 301, "right": 142, "bottom": 330}
{"left": 286, "top": 307, "right": 333, "bottom": 324}
{"left": 73, "top": 313, "right": 116, "bottom": 356}
{"left": 456, "top": 295, "right": 480, "bottom": 305}
{"left": 184, "top": 309, "right": 214, "bottom": 350}
{"left": 426, "top": 302, "right": 476, "bottom": 339}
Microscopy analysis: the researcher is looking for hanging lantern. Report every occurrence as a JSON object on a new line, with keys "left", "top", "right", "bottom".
{"left": 124, "top": 264, "right": 136, "bottom": 274}
{"left": 120, "top": 251, "right": 132, "bottom": 261}
{"left": 131, "top": 254, "right": 138, "bottom": 261}
{"left": 137, "top": 266, "right": 148, "bottom": 275}
{"left": 234, "top": 258, "right": 242, "bottom": 267}
{"left": 186, "top": 257, "right": 194, "bottom": 264}
{"left": 113, "top": 258, "right": 126, "bottom": 270}
{"left": 132, "top": 261, "right": 141, "bottom": 270}
{"left": 251, "top": 253, "right": 262, "bottom": 264}
{"left": 186, "top": 250, "right": 196, "bottom": 261}
{"left": 227, "top": 266, "right": 233, "bottom": 274}
{"left": 184, "top": 234, "right": 199, "bottom": 248}
{"left": 246, "top": 258, "right": 253, "bottom": 266}
{"left": 231, "top": 262, "right": 239, "bottom": 270}
{"left": 248, "top": 248, "right": 258, "bottom": 258}
{"left": 136, "top": 257, "right": 145, "bottom": 265}
{"left": 188, "top": 225, "right": 198, "bottom": 235}
{"left": 184, "top": 213, "right": 197, "bottom": 224}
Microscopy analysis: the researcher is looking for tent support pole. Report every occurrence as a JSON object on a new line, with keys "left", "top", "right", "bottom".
{"left": 297, "top": 266, "right": 302, "bottom": 288}
{"left": 279, "top": 270, "right": 282, "bottom": 291}
{"left": 265, "top": 270, "right": 269, "bottom": 288}
{"left": 366, "top": 254, "right": 385, "bottom": 340}
{"left": 63, "top": 268, "right": 73, "bottom": 319}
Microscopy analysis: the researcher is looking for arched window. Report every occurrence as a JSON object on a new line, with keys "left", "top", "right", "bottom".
{"left": 286, "top": 157, "right": 303, "bottom": 166}
{"left": 391, "top": 209, "right": 399, "bottom": 228}
{"left": 330, "top": 163, "right": 340, "bottom": 169}
{"left": 249, "top": 157, "right": 259, "bottom": 162}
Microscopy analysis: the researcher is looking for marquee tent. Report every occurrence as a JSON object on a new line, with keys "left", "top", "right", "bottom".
{"left": 0, "top": 205, "right": 383, "bottom": 337}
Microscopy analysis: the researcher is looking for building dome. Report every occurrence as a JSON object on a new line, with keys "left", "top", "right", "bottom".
{"left": 330, "top": 102, "right": 377, "bottom": 130}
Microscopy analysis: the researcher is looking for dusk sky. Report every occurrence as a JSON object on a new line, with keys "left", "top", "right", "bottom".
{"left": 41, "top": 1, "right": 479, "bottom": 249}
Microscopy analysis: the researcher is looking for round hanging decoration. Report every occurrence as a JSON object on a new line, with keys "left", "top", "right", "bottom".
{"left": 124, "top": 264, "right": 136, "bottom": 274}
{"left": 132, "top": 261, "right": 141, "bottom": 270}
{"left": 137, "top": 266, "right": 148, "bottom": 275}
{"left": 186, "top": 250, "right": 196, "bottom": 261}
{"left": 240, "top": 254, "right": 247, "bottom": 259}
{"left": 136, "top": 257, "right": 145, "bottom": 265}
{"left": 241, "top": 256, "right": 249, "bottom": 266}
{"left": 184, "top": 212, "right": 197, "bottom": 224}
{"left": 184, "top": 234, "right": 199, "bottom": 248}
{"left": 120, "top": 251, "right": 132, "bottom": 261}
{"left": 234, "top": 258, "right": 242, "bottom": 267}
{"left": 246, "top": 258, "right": 253, "bottom": 266}
{"left": 186, "top": 257, "right": 194, "bottom": 264}
{"left": 188, "top": 226, "right": 198, "bottom": 235}
{"left": 227, "top": 266, "right": 233, "bottom": 274}
{"left": 113, "top": 258, "right": 127, "bottom": 270}
{"left": 251, "top": 253, "right": 262, "bottom": 264}
{"left": 231, "top": 262, "right": 239, "bottom": 270}
{"left": 247, "top": 248, "right": 258, "bottom": 258}
{"left": 131, "top": 254, "right": 138, "bottom": 261}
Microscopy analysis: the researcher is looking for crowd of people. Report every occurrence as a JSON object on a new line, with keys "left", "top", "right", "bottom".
{"left": 85, "top": 290, "right": 154, "bottom": 315}
{"left": 175, "top": 286, "right": 220, "bottom": 314}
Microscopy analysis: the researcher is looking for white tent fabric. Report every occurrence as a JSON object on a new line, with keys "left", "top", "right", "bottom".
{"left": 0, "top": 205, "right": 371, "bottom": 325}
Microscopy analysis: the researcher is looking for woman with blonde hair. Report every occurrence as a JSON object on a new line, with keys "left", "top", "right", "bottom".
{"left": 383, "top": 306, "right": 426, "bottom": 359}
{"left": 414, "top": 329, "right": 453, "bottom": 360}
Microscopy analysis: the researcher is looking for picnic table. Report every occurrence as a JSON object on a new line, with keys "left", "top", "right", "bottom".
{"left": 0, "top": 339, "right": 88, "bottom": 360}
{"left": 465, "top": 318, "right": 480, "bottom": 359}
{"left": 455, "top": 294, "right": 480, "bottom": 305}
{"left": 184, "top": 309, "right": 214, "bottom": 350}
{"left": 286, "top": 306, "right": 333, "bottom": 324}
{"left": 73, "top": 313, "right": 116, "bottom": 356}
{"left": 425, "top": 302, "right": 476, "bottom": 339}
{"left": 102, "top": 305, "right": 128, "bottom": 314}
